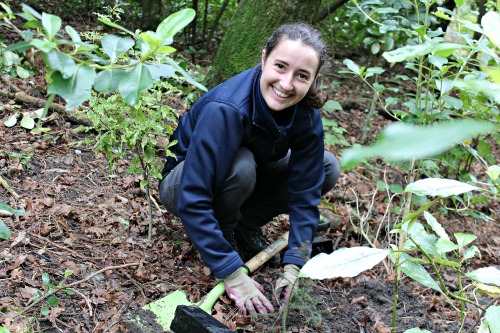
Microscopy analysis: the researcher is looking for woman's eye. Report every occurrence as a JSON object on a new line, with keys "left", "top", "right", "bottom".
{"left": 298, "top": 73, "right": 309, "bottom": 80}
{"left": 275, "top": 63, "right": 285, "bottom": 70}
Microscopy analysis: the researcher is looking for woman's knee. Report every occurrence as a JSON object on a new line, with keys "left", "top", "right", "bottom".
{"left": 322, "top": 151, "right": 340, "bottom": 195}
{"left": 221, "top": 147, "right": 256, "bottom": 197}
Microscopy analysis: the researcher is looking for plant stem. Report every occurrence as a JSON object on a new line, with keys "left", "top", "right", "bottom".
{"left": 391, "top": 253, "right": 401, "bottom": 333}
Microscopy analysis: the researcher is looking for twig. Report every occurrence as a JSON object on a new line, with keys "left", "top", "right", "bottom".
{"left": 464, "top": 295, "right": 500, "bottom": 333}
{"left": 66, "top": 287, "right": 93, "bottom": 316}
{"left": 0, "top": 174, "right": 20, "bottom": 199}
{"left": 0, "top": 75, "right": 21, "bottom": 92}
{"left": 17, "top": 262, "right": 140, "bottom": 316}
{"left": 29, "top": 233, "right": 93, "bottom": 261}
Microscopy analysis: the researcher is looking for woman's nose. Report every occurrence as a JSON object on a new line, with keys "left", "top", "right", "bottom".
{"left": 280, "top": 74, "right": 294, "bottom": 91}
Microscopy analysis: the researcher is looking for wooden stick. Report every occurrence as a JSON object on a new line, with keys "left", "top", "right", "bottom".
{"left": 0, "top": 174, "right": 20, "bottom": 199}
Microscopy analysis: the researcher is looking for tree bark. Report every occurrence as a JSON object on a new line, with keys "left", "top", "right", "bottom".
{"left": 205, "top": 0, "right": 322, "bottom": 88}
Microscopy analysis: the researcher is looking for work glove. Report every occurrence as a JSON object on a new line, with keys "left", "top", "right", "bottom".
{"left": 224, "top": 267, "right": 275, "bottom": 316}
{"left": 274, "top": 264, "right": 300, "bottom": 311}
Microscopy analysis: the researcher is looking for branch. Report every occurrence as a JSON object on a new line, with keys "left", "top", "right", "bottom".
{"left": 316, "top": 0, "right": 350, "bottom": 22}
{"left": 0, "top": 174, "right": 20, "bottom": 200}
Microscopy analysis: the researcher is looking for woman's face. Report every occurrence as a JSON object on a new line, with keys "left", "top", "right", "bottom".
{"left": 259, "top": 38, "right": 320, "bottom": 112}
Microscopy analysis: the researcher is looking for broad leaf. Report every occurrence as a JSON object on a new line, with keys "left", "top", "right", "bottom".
{"left": 0, "top": 219, "right": 11, "bottom": 239}
{"left": 467, "top": 267, "right": 500, "bottom": 286}
{"left": 454, "top": 79, "right": 500, "bottom": 103}
{"left": 101, "top": 35, "right": 135, "bottom": 62}
{"left": 42, "top": 12, "right": 61, "bottom": 40}
{"left": 97, "top": 17, "right": 135, "bottom": 36}
{"left": 118, "top": 63, "right": 154, "bottom": 105}
{"left": 165, "top": 58, "right": 207, "bottom": 91}
{"left": 383, "top": 42, "right": 466, "bottom": 63}
{"left": 343, "top": 59, "right": 361, "bottom": 75}
{"left": 390, "top": 252, "right": 442, "bottom": 292}
{"left": 144, "top": 63, "right": 175, "bottom": 80}
{"left": 299, "top": 247, "right": 389, "bottom": 279}
{"left": 462, "top": 245, "right": 480, "bottom": 260}
{"left": 43, "top": 50, "right": 76, "bottom": 79}
{"left": 20, "top": 114, "right": 35, "bottom": 129}
{"left": 94, "top": 69, "right": 128, "bottom": 93}
{"left": 3, "top": 113, "right": 19, "bottom": 127}
{"left": 482, "top": 11, "right": 500, "bottom": 48}
{"left": 47, "top": 65, "right": 96, "bottom": 110}
{"left": 485, "top": 306, "right": 500, "bottom": 333}
{"left": 423, "top": 211, "right": 449, "bottom": 240}
{"left": 156, "top": 8, "right": 196, "bottom": 41}
{"left": 486, "top": 165, "right": 500, "bottom": 181}
{"left": 436, "top": 238, "right": 459, "bottom": 254}
{"left": 340, "top": 120, "right": 495, "bottom": 169}
{"left": 454, "top": 233, "right": 477, "bottom": 248}
{"left": 65, "top": 25, "right": 81, "bottom": 45}
{"left": 30, "top": 39, "right": 56, "bottom": 53}
{"left": 405, "top": 178, "right": 479, "bottom": 197}
{"left": 0, "top": 202, "right": 25, "bottom": 216}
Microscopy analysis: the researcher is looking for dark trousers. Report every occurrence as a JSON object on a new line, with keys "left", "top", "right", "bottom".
{"left": 159, "top": 148, "right": 340, "bottom": 232}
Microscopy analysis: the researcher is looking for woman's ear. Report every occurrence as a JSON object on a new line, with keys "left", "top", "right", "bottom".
{"left": 261, "top": 49, "right": 266, "bottom": 66}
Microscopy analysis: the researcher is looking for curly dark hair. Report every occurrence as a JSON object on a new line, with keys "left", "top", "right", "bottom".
{"left": 263, "top": 22, "right": 329, "bottom": 109}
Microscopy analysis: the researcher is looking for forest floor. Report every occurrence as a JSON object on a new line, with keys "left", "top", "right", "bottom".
{"left": 1, "top": 13, "right": 499, "bottom": 333}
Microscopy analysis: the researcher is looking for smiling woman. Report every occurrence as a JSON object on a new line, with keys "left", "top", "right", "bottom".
{"left": 158, "top": 23, "right": 341, "bottom": 316}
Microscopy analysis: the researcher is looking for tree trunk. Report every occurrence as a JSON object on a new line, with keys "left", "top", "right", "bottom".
{"left": 205, "top": 0, "right": 322, "bottom": 88}
{"left": 141, "top": 0, "right": 162, "bottom": 31}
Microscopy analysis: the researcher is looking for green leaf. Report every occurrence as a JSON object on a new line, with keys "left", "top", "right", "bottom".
{"left": 41, "top": 306, "right": 50, "bottom": 316}
{"left": 42, "top": 273, "right": 50, "bottom": 286}
{"left": 94, "top": 69, "right": 128, "bottom": 93}
{"left": 462, "top": 245, "right": 479, "bottom": 260}
{"left": 322, "top": 100, "right": 343, "bottom": 113}
{"left": 47, "top": 65, "right": 96, "bottom": 110}
{"left": 47, "top": 295, "right": 59, "bottom": 306}
{"left": 299, "top": 247, "right": 389, "bottom": 279}
{"left": 454, "top": 233, "right": 477, "bottom": 248}
{"left": 405, "top": 178, "right": 479, "bottom": 197}
{"left": 165, "top": 58, "right": 207, "bottom": 91}
{"left": 64, "top": 270, "right": 73, "bottom": 277}
{"left": 0, "top": 202, "right": 25, "bottom": 216}
{"left": 65, "top": 25, "right": 81, "bottom": 45}
{"left": 42, "top": 12, "right": 61, "bottom": 40}
{"left": 390, "top": 252, "right": 442, "bottom": 292}
{"left": 467, "top": 267, "right": 500, "bottom": 287}
{"left": 20, "top": 114, "right": 35, "bottom": 129}
{"left": 97, "top": 17, "right": 135, "bottom": 36}
{"left": 0, "top": 325, "right": 12, "bottom": 333}
{"left": 30, "top": 39, "right": 56, "bottom": 53}
{"left": 383, "top": 42, "right": 466, "bottom": 63}
{"left": 156, "top": 8, "right": 195, "bottom": 41}
{"left": 43, "top": 50, "right": 76, "bottom": 79}
{"left": 63, "top": 289, "right": 75, "bottom": 295}
{"left": 144, "top": 63, "right": 175, "bottom": 81}
{"left": 343, "top": 59, "right": 361, "bottom": 75}
{"left": 485, "top": 306, "right": 500, "bottom": 333}
{"left": 436, "top": 238, "right": 459, "bottom": 253}
{"left": 340, "top": 120, "right": 495, "bottom": 169}
{"left": 486, "top": 165, "right": 500, "bottom": 181}
{"left": 482, "top": 11, "right": 500, "bottom": 48}
{"left": 0, "top": 219, "right": 11, "bottom": 239}
{"left": 118, "top": 63, "right": 154, "bottom": 105}
{"left": 3, "top": 113, "right": 19, "bottom": 127}
{"left": 454, "top": 79, "right": 500, "bottom": 103}
{"left": 101, "top": 35, "right": 135, "bottom": 62}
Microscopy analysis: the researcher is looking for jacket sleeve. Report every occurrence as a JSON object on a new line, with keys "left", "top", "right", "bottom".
{"left": 177, "top": 102, "right": 245, "bottom": 279}
{"left": 283, "top": 109, "right": 325, "bottom": 268}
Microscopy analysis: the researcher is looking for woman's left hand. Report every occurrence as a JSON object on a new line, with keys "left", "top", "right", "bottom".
{"left": 274, "top": 264, "right": 300, "bottom": 311}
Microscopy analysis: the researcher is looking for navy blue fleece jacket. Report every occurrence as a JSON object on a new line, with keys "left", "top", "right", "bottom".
{"left": 162, "top": 66, "right": 325, "bottom": 279}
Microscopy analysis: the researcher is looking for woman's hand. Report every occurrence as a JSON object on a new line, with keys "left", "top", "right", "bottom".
{"left": 224, "top": 268, "right": 275, "bottom": 315}
{"left": 274, "top": 264, "right": 300, "bottom": 311}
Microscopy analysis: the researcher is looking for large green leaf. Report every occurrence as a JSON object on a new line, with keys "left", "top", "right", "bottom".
{"left": 405, "top": 178, "right": 479, "bottom": 197}
{"left": 30, "top": 39, "right": 56, "bottom": 53}
{"left": 423, "top": 211, "right": 449, "bottom": 240}
{"left": 165, "top": 58, "right": 207, "bottom": 91}
{"left": 144, "top": 63, "right": 175, "bottom": 80}
{"left": 299, "top": 247, "right": 389, "bottom": 279}
{"left": 47, "top": 65, "right": 96, "bottom": 110}
{"left": 467, "top": 267, "right": 500, "bottom": 287}
{"left": 0, "top": 202, "right": 25, "bottom": 216}
{"left": 482, "top": 11, "right": 500, "bottom": 48}
{"left": 118, "top": 63, "right": 154, "bottom": 105}
{"left": 42, "top": 12, "right": 61, "bottom": 40}
{"left": 390, "top": 252, "right": 442, "bottom": 292}
{"left": 453, "top": 79, "right": 500, "bottom": 103}
{"left": 156, "top": 8, "right": 195, "bottom": 41}
{"left": 340, "top": 120, "right": 496, "bottom": 169}
{"left": 485, "top": 306, "right": 500, "bottom": 333}
{"left": 65, "top": 25, "right": 81, "bottom": 46}
{"left": 382, "top": 41, "right": 466, "bottom": 63}
{"left": 43, "top": 50, "right": 76, "bottom": 79}
{"left": 94, "top": 69, "right": 128, "bottom": 93}
{"left": 101, "top": 35, "right": 135, "bottom": 63}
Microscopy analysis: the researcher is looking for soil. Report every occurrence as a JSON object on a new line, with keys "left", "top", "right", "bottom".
{"left": 1, "top": 9, "right": 499, "bottom": 333}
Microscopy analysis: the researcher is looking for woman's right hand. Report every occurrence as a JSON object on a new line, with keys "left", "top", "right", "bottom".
{"left": 224, "top": 267, "right": 275, "bottom": 315}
